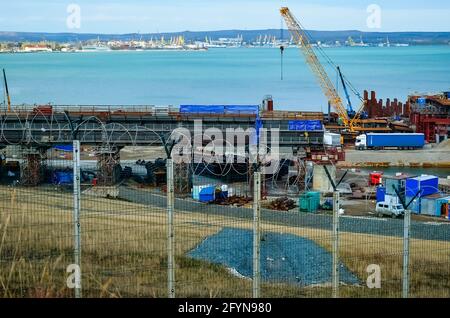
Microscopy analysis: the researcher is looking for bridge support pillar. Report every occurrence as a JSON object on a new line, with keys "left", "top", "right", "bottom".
{"left": 20, "top": 146, "right": 48, "bottom": 186}
{"left": 95, "top": 146, "right": 122, "bottom": 186}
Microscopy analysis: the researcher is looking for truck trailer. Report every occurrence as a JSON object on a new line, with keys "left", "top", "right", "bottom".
{"left": 355, "top": 133, "right": 425, "bottom": 150}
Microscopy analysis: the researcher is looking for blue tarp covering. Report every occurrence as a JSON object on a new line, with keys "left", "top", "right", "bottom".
{"left": 188, "top": 227, "right": 360, "bottom": 286}
{"left": 224, "top": 105, "right": 259, "bottom": 115}
{"left": 53, "top": 145, "right": 73, "bottom": 152}
{"left": 52, "top": 171, "right": 73, "bottom": 185}
{"left": 180, "top": 105, "right": 259, "bottom": 115}
{"left": 288, "top": 120, "right": 323, "bottom": 131}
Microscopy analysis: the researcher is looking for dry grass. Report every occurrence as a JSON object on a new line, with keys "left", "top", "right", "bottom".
{"left": 0, "top": 185, "right": 449, "bottom": 298}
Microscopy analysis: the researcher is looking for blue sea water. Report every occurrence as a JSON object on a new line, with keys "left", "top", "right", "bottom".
{"left": 0, "top": 46, "right": 449, "bottom": 111}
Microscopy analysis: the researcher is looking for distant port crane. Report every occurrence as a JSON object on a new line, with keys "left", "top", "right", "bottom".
{"left": 280, "top": 7, "right": 366, "bottom": 132}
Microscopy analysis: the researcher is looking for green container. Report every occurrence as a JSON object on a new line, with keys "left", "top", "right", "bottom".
{"left": 299, "top": 191, "right": 321, "bottom": 213}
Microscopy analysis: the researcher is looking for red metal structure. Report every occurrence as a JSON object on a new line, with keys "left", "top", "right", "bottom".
{"left": 408, "top": 93, "right": 450, "bottom": 143}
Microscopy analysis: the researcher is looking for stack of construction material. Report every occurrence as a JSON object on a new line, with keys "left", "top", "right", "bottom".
{"left": 268, "top": 197, "right": 296, "bottom": 211}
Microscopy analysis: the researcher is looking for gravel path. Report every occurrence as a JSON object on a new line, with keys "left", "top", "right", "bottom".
{"left": 118, "top": 186, "right": 450, "bottom": 242}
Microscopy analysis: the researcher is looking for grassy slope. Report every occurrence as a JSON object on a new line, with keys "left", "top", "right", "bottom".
{"left": 0, "top": 186, "right": 449, "bottom": 298}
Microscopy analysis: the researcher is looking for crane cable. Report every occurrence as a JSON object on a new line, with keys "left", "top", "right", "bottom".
{"left": 294, "top": 18, "right": 363, "bottom": 102}
{"left": 280, "top": 16, "right": 285, "bottom": 80}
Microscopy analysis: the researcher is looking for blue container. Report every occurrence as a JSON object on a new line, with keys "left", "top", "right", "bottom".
{"left": 405, "top": 175, "right": 439, "bottom": 198}
{"left": 444, "top": 92, "right": 450, "bottom": 99}
{"left": 376, "top": 186, "right": 386, "bottom": 203}
{"left": 199, "top": 186, "right": 215, "bottom": 202}
{"left": 436, "top": 196, "right": 450, "bottom": 217}
{"left": 405, "top": 195, "right": 421, "bottom": 214}
{"left": 366, "top": 133, "right": 425, "bottom": 148}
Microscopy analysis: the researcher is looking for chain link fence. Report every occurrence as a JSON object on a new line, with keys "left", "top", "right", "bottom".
{"left": 0, "top": 139, "right": 449, "bottom": 298}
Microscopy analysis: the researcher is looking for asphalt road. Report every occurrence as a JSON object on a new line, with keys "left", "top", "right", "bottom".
{"left": 118, "top": 186, "right": 450, "bottom": 242}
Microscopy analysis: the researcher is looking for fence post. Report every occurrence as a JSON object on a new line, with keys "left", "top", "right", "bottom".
{"left": 332, "top": 190, "right": 340, "bottom": 298}
{"left": 253, "top": 171, "right": 261, "bottom": 298}
{"left": 402, "top": 209, "right": 411, "bottom": 298}
{"left": 167, "top": 158, "right": 175, "bottom": 298}
{"left": 72, "top": 140, "right": 82, "bottom": 298}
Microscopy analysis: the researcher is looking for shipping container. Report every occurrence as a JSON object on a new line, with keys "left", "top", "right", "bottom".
{"left": 420, "top": 194, "right": 445, "bottom": 217}
{"left": 436, "top": 196, "right": 450, "bottom": 218}
{"left": 384, "top": 175, "right": 409, "bottom": 198}
{"left": 405, "top": 195, "right": 421, "bottom": 214}
{"left": 366, "top": 133, "right": 425, "bottom": 149}
{"left": 405, "top": 175, "right": 439, "bottom": 198}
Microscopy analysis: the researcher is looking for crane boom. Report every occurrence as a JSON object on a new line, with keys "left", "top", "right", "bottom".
{"left": 2, "top": 69, "right": 11, "bottom": 112}
{"left": 280, "top": 7, "right": 358, "bottom": 131}
{"left": 337, "top": 66, "right": 355, "bottom": 117}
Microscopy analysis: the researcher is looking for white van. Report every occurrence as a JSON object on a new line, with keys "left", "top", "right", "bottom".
{"left": 375, "top": 202, "right": 405, "bottom": 218}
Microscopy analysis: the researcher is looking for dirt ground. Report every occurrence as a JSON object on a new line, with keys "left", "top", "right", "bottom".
{"left": 343, "top": 147, "right": 450, "bottom": 165}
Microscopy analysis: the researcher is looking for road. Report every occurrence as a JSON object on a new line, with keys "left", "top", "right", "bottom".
{"left": 118, "top": 186, "right": 450, "bottom": 242}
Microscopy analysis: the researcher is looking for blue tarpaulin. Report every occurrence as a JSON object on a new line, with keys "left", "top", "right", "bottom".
{"left": 52, "top": 171, "right": 73, "bottom": 185}
{"left": 53, "top": 145, "right": 73, "bottom": 152}
{"left": 180, "top": 105, "right": 259, "bottom": 115}
{"left": 288, "top": 120, "right": 323, "bottom": 131}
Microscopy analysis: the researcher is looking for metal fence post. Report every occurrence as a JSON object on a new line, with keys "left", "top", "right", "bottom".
{"left": 167, "top": 158, "right": 175, "bottom": 298}
{"left": 402, "top": 209, "right": 411, "bottom": 298}
{"left": 72, "top": 140, "right": 82, "bottom": 298}
{"left": 253, "top": 171, "right": 261, "bottom": 298}
{"left": 332, "top": 191, "right": 340, "bottom": 298}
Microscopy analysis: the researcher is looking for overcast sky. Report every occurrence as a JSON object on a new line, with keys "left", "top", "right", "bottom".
{"left": 1, "top": 0, "right": 450, "bottom": 33}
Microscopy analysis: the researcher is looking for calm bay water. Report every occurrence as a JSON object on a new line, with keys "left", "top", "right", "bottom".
{"left": 0, "top": 46, "right": 449, "bottom": 110}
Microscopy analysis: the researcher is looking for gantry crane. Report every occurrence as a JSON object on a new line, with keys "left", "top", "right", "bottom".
{"left": 280, "top": 7, "right": 365, "bottom": 132}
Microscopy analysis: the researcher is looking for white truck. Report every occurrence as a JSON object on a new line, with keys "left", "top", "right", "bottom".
{"left": 375, "top": 202, "right": 405, "bottom": 218}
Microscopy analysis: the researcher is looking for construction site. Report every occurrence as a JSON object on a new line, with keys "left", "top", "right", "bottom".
{"left": 0, "top": 7, "right": 449, "bottom": 299}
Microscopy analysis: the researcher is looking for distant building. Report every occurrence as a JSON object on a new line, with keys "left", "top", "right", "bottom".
{"left": 22, "top": 44, "right": 52, "bottom": 52}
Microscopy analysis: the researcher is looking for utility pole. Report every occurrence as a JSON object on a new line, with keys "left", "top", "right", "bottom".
{"left": 323, "top": 166, "right": 348, "bottom": 298}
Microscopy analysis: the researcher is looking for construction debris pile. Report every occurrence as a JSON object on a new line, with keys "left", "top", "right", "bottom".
{"left": 212, "top": 195, "right": 252, "bottom": 207}
{"left": 268, "top": 197, "right": 296, "bottom": 211}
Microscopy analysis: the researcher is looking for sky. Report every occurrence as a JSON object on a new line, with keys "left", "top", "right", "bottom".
{"left": 1, "top": 0, "right": 450, "bottom": 33}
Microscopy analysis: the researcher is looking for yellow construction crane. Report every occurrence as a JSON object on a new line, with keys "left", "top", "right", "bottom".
{"left": 280, "top": 7, "right": 364, "bottom": 131}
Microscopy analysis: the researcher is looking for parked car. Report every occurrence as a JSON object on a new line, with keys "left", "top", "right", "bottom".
{"left": 375, "top": 202, "right": 405, "bottom": 218}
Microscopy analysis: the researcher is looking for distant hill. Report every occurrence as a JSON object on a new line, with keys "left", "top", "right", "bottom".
{"left": 1, "top": 29, "right": 450, "bottom": 45}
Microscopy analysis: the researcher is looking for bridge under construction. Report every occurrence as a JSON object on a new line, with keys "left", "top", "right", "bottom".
{"left": 0, "top": 103, "right": 344, "bottom": 186}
